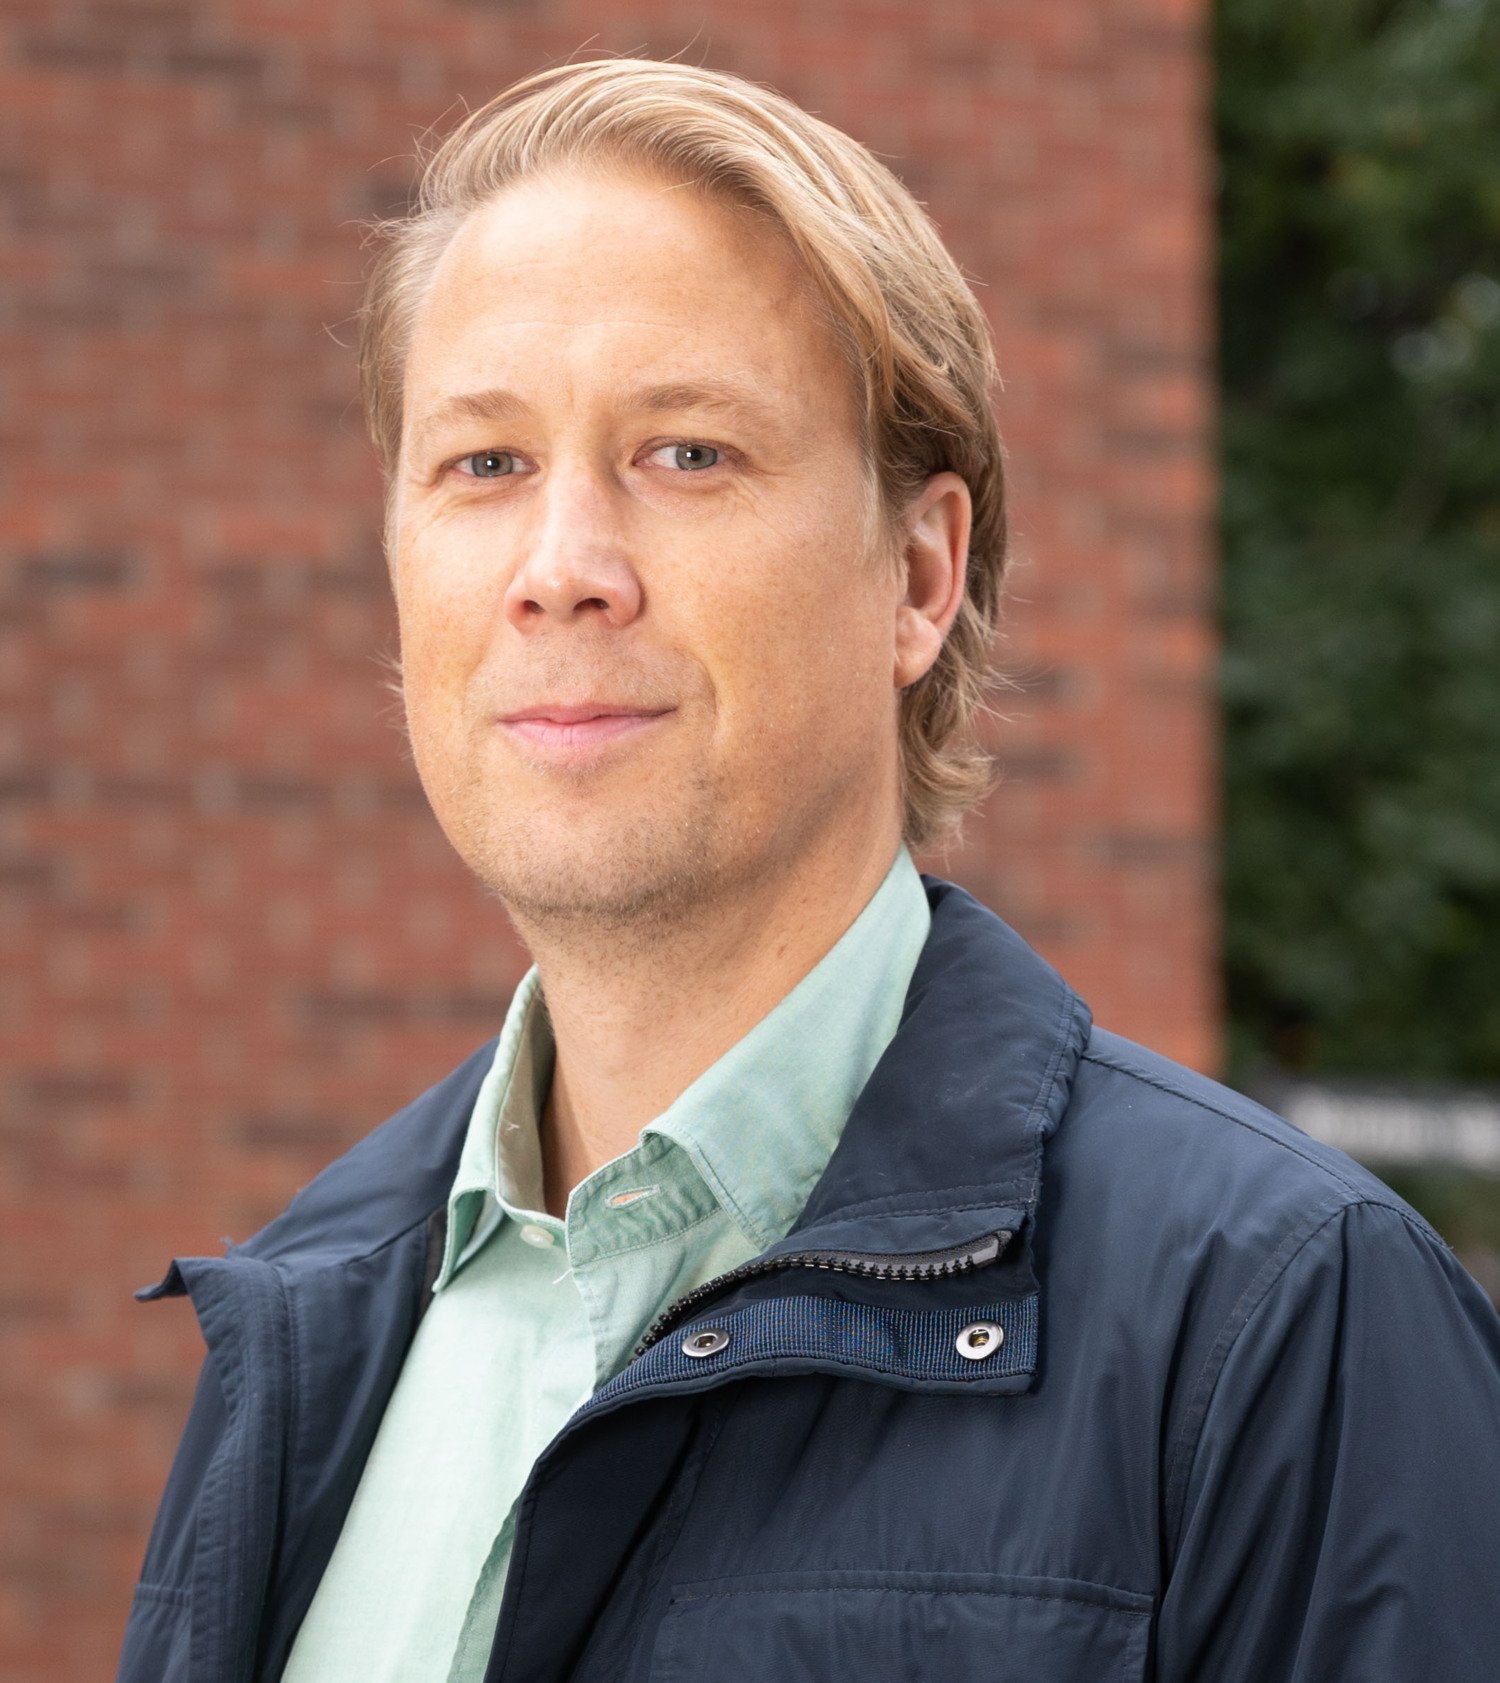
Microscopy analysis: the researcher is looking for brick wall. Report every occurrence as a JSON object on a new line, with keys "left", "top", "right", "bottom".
{"left": 0, "top": 2, "right": 1216, "bottom": 1674}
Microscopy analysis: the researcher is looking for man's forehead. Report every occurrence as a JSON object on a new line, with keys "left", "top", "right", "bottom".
{"left": 432, "top": 169, "right": 809, "bottom": 309}
{"left": 397, "top": 171, "right": 864, "bottom": 458}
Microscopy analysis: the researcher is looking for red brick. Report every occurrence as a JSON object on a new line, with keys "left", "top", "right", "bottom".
{"left": 2, "top": 4, "right": 1217, "bottom": 1672}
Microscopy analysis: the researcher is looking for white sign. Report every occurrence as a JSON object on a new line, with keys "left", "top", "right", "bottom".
{"left": 1274, "top": 1082, "right": 1500, "bottom": 1173}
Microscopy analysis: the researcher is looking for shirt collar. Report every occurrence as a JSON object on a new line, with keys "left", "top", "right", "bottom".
{"left": 641, "top": 845, "right": 931, "bottom": 1251}
{"left": 227, "top": 871, "right": 1091, "bottom": 1319}
{"left": 434, "top": 844, "right": 931, "bottom": 1287}
{"left": 435, "top": 968, "right": 552, "bottom": 1288}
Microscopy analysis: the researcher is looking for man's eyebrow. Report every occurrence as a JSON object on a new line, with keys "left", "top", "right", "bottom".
{"left": 407, "top": 377, "right": 786, "bottom": 457}
{"left": 622, "top": 377, "right": 784, "bottom": 426}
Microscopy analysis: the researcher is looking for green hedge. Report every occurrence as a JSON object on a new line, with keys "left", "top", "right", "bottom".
{"left": 1218, "top": 0, "right": 1500, "bottom": 1087}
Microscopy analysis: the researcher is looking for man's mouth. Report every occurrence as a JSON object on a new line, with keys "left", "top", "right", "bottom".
{"left": 495, "top": 702, "right": 676, "bottom": 753}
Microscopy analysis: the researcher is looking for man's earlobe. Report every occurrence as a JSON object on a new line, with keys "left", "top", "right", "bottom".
{"left": 893, "top": 471, "right": 971, "bottom": 690}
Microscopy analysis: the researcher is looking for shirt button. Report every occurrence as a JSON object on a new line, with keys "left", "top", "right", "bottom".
{"left": 519, "top": 1224, "right": 556, "bottom": 1248}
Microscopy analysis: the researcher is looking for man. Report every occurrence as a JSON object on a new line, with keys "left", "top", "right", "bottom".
{"left": 118, "top": 57, "right": 1500, "bottom": 1683}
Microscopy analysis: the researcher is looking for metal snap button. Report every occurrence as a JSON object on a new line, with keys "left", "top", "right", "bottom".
{"left": 955, "top": 1320, "right": 1004, "bottom": 1360}
{"left": 681, "top": 1326, "right": 730, "bottom": 1359}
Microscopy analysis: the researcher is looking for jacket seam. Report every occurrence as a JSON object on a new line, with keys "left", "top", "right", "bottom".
{"left": 1023, "top": 989, "right": 1087, "bottom": 1209}
{"left": 1161, "top": 1195, "right": 1436, "bottom": 1562}
{"left": 278, "top": 1259, "right": 304, "bottom": 1571}
{"left": 243, "top": 1201, "right": 446, "bottom": 1280}
{"left": 1080, "top": 1048, "right": 1392, "bottom": 1211}
{"left": 490, "top": 1413, "right": 586, "bottom": 1682}
{"left": 617, "top": 1398, "right": 735, "bottom": 1679}
{"left": 183, "top": 1258, "right": 294, "bottom": 1683}
{"left": 805, "top": 1185, "right": 1033, "bottom": 1223}
{"left": 243, "top": 1260, "right": 298, "bottom": 1683}
{"left": 132, "top": 1581, "right": 191, "bottom": 1609}
{"left": 671, "top": 1583, "right": 1151, "bottom": 1614}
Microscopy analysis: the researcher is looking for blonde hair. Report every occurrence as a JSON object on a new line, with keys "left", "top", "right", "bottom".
{"left": 358, "top": 57, "right": 1008, "bottom": 847}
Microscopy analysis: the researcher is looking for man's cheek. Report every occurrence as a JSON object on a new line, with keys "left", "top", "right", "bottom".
{"left": 399, "top": 653, "right": 473, "bottom": 784}
{"left": 398, "top": 586, "right": 487, "bottom": 705}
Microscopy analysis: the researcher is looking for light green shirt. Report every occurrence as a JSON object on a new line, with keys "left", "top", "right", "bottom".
{"left": 282, "top": 847, "right": 931, "bottom": 1683}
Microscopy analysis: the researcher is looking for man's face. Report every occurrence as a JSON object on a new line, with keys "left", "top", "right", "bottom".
{"left": 391, "top": 165, "right": 915, "bottom": 929}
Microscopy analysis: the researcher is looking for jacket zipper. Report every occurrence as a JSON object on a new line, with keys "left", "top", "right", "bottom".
{"left": 632, "top": 1229, "right": 1013, "bottom": 1358}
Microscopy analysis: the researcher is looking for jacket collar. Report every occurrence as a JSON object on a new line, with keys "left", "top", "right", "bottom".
{"left": 767, "top": 875, "right": 1092, "bottom": 1258}
{"left": 228, "top": 875, "right": 1090, "bottom": 1285}
{"left": 563, "top": 877, "right": 1092, "bottom": 1411}
{"left": 136, "top": 874, "right": 1092, "bottom": 1676}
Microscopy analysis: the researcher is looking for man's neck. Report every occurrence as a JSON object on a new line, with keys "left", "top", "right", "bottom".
{"left": 519, "top": 821, "right": 907, "bottom": 1221}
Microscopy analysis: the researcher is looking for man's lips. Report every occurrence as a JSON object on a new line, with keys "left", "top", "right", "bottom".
{"left": 495, "top": 702, "right": 675, "bottom": 752}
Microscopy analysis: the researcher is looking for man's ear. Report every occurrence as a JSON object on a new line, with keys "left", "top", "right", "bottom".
{"left": 893, "top": 471, "right": 971, "bottom": 690}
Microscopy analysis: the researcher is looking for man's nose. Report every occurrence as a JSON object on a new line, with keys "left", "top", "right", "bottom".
{"left": 502, "top": 464, "right": 643, "bottom": 630}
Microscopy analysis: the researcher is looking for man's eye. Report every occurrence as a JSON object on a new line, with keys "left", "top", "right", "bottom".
{"left": 456, "top": 450, "right": 518, "bottom": 478}
{"left": 654, "top": 443, "right": 721, "bottom": 471}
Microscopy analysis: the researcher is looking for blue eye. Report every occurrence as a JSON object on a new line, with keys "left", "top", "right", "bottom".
{"left": 460, "top": 450, "right": 517, "bottom": 478}
{"left": 669, "top": 444, "right": 719, "bottom": 471}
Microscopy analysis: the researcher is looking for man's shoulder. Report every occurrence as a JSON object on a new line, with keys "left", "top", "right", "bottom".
{"left": 1046, "top": 1023, "right": 1450, "bottom": 1318}
{"left": 1072, "top": 1025, "right": 1425, "bottom": 1221}
{"left": 237, "top": 1037, "right": 499, "bottom": 1269}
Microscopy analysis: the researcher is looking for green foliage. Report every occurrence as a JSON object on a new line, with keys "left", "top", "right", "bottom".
{"left": 1218, "top": 0, "right": 1500, "bottom": 1084}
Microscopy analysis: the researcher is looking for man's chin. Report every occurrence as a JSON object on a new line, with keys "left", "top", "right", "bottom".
{"left": 492, "top": 862, "right": 713, "bottom": 931}
{"left": 458, "top": 810, "right": 735, "bottom": 935}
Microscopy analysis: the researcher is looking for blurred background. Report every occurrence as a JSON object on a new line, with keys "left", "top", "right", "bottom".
{"left": 1, "top": 0, "right": 1496, "bottom": 1675}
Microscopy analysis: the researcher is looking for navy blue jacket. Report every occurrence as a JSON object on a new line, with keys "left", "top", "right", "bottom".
{"left": 118, "top": 879, "right": 1500, "bottom": 1681}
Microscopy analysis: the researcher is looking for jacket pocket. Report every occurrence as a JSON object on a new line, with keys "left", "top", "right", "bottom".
{"left": 645, "top": 1569, "right": 1152, "bottom": 1683}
